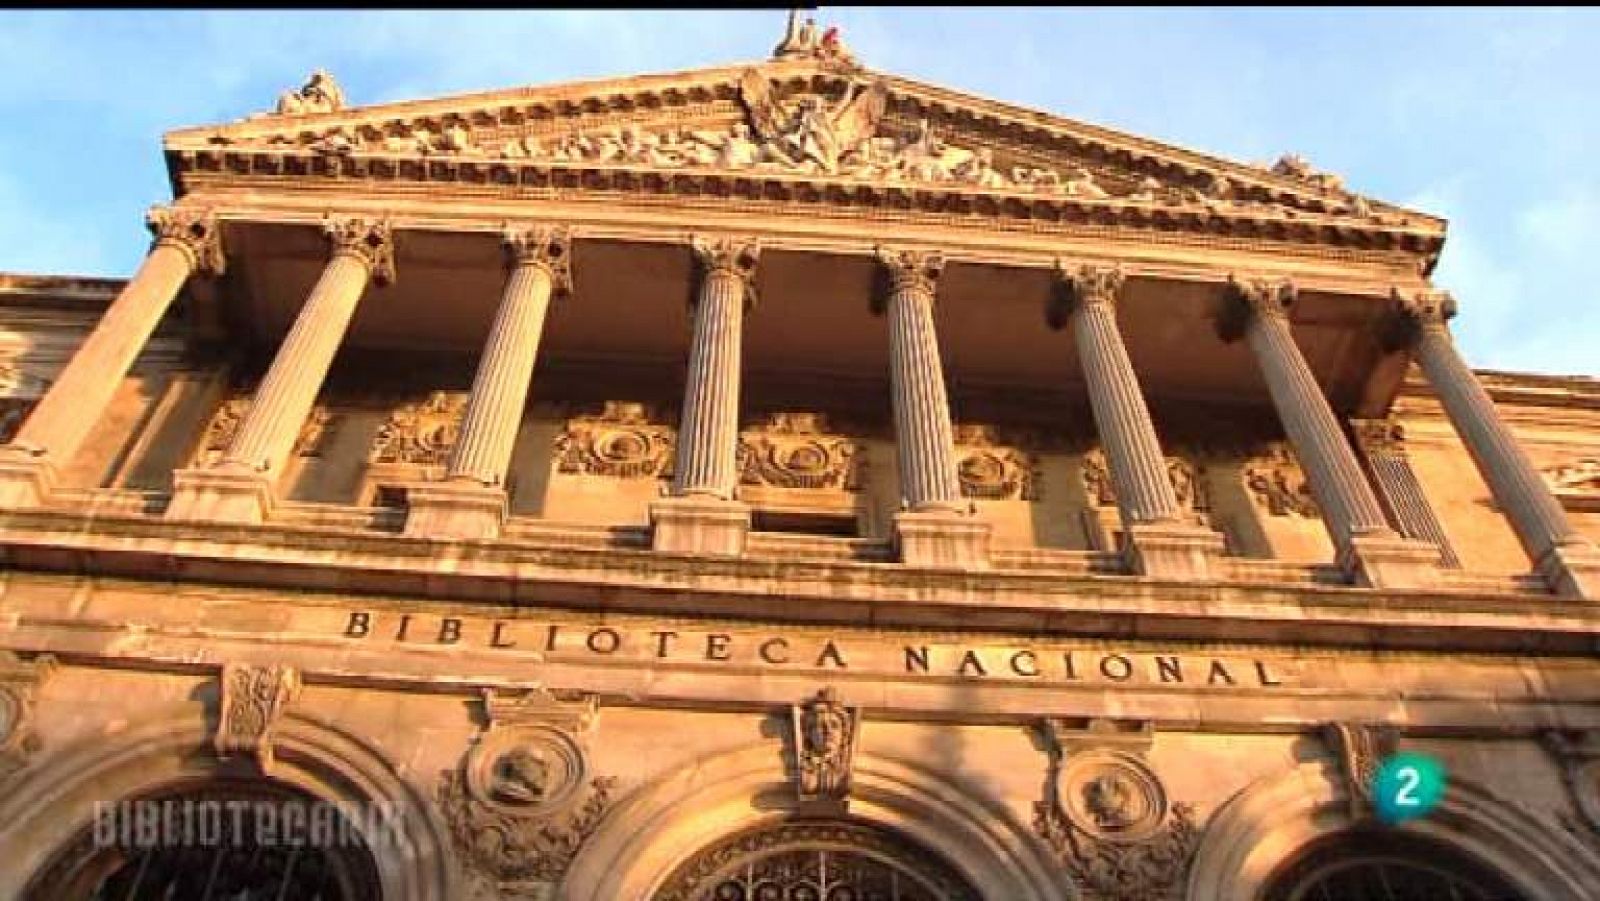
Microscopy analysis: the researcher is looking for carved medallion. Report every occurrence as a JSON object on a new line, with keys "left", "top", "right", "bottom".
{"left": 1244, "top": 444, "right": 1319, "bottom": 518}
{"left": 439, "top": 689, "right": 614, "bottom": 898}
{"left": 554, "top": 401, "right": 676, "bottom": 479}
{"left": 1322, "top": 721, "right": 1400, "bottom": 819}
{"left": 1035, "top": 719, "right": 1198, "bottom": 901}
{"left": 955, "top": 424, "right": 1039, "bottom": 501}
{"left": 369, "top": 391, "right": 468, "bottom": 467}
{"left": 791, "top": 687, "right": 861, "bottom": 806}
{"left": 738, "top": 411, "right": 861, "bottom": 491}
{"left": 214, "top": 664, "right": 300, "bottom": 774}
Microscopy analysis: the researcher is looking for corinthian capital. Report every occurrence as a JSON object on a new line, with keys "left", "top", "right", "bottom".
{"left": 1397, "top": 288, "right": 1457, "bottom": 333}
{"left": 691, "top": 235, "right": 761, "bottom": 305}
{"left": 146, "top": 205, "right": 226, "bottom": 277}
{"left": 1229, "top": 275, "right": 1297, "bottom": 321}
{"left": 875, "top": 247, "right": 945, "bottom": 300}
{"left": 322, "top": 216, "right": 396, "bottom": 285}
{"left": 1048, "top": 260, "right": 1124, "bottom": 329}
{"left": 504, "top": 224, "right": 574, "bottom": 296}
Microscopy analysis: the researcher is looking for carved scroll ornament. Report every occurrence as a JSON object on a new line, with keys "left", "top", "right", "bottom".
{"left": 554, "top": 401, "right": 676, "bottom": 479}
{"left": 738, "top": 412, "right": 861, "bottom": 491}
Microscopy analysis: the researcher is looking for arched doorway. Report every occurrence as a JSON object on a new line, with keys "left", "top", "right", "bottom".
{"left": 1262, "top": 830, "right": 1530, "bottom": 901}
{"left": 22, "top": 777, "right": 382, "bottom": 901}
{"left": 651, "top": 818, "right": 984, "bottom": 901}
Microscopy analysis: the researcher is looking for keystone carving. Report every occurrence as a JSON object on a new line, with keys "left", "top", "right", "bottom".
{"left": 1244, "top": 444, "right": 1319, "bottom": 518}
{"left": 955, "top": 424, "right": 1040, "bottom": 501}
{"left": 738, "top": 411, "right": 862, "bottom": 491}
{"left": 1542, "top": 730, "right": 1600, "bottom": 837}
{"left": 214, "top": 663, "right": 301, "bottom": 773}
{"left": 1322, "top": 721, "right": 1400, "bottom": 819}
{"left": 1035, "top": 718, "right": 1199, "bottom": 901}
{"left": 1544, "top": 458, "right": 1600, "bottom": 498}
{"left": 0, "top": 652, "right": 57, "bottom": 779}
{"left": 1081, "top": 447, "right": 1209, "bottom": 520}
{"left": 369, "top": 391, "right": 468, "bottom": 467}
{"left": 791, "top": 686, "right": 861, "bottom": 807}
{"left": 554, "top": 401, "right": 676, "bottom": 480}
{"left": 146, "top": 205, "right": 226, "bottom": 277}
{"left": 439, "top": 688, "right": 614, "bottom": 899}
{"left": 323, "top": 216, "right": 396, "bottom": 285}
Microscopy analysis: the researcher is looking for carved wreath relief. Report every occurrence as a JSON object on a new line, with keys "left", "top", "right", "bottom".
{"left": 369, "top": 391, "right": 468, "bottom": 467}
{"left": 738, "top": 411, "right": 861, "bottom": 491}
{"left": 439, "top": 690, "right": 615, "bottom": 899}
{"left": 955, "top": 424, "right": 1039, "bottom": 501}
{"left": 554, "top": 401, "right": 676, "bottom": 480}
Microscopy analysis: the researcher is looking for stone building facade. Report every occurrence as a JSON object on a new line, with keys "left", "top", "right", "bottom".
{"left": 2, "top": 18, "right": 1599, "bottom": 901}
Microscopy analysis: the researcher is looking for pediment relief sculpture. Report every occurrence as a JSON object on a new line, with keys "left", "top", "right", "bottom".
{"left": 738, "top": 411, "right": 862, "bottom": 491}
{"left": 955, "top": 424, "right": 1040, "bottom": 501}
{"left": 554, "top": 401, "right": 676, "bottom": 480}
{"left": 369, "top": 390, "right": 469, "bottom": 468}
{"left": 1243, "top": 443, "right": 1320, "bottom": 519}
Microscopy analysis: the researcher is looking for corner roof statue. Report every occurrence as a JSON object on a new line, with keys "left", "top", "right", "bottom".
{"left": 773, "top": 9, "right": 859, "bottom": 67}
{"left": 274, "top": 68, "right": 346, "bottom": 116}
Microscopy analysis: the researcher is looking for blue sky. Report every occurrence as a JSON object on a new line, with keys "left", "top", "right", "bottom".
{"left": 1, "top": 9, "right": 1595, "bottom": 376}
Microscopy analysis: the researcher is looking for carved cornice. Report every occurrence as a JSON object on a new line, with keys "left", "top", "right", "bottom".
{"left": 1049, "top": 260, "right": 1125, "bottom": 329}
{"left": 874, "top": 246, "right": 944, "bottom": 302}
{"left": 504, "top": 224, "right": 574, "bottom": 296}
{"left": 146, "top": 205, "right": 226, "bottom": 277}
{"left": 322, "top": 215, "right": 396, "bottom": 285}
{"left": 690, "top": 235, "right": 761, "bottom": 306}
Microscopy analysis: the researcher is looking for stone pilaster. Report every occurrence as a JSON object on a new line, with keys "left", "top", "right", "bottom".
{"left": 877, "top": 247, "right": 990, "bottom": 568}
{"left": 406, "top": 226, "right": 570, "bottom": 542}
{"left": 0, "top": 206, "right": 223, "bottom": 508}
{"left": 651, "top": 236, "right": 759, "bottom": 556}
{"left": 1053, "top": 261, "right": 1223, "bottom": 578}
{"left": 167, "top": 216, "right": 394, "bottom": 524}
{"left": 1223, "top": 276, "right": 1437, "bottom": 588}
{"left": 1398, "top": 290, "right": 1600, "bottom": 598}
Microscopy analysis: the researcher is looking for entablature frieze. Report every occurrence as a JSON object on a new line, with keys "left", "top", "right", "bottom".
{"left": 161, "top": 198, "right": 1433, "bottom": 304}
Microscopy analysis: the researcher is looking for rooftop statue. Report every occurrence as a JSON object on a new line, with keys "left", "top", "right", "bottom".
{"left": 772, "top": 10, "right": 859, "bottom": 68}
{"left": 275, "top": 69, "right": 346, "bottom": 116}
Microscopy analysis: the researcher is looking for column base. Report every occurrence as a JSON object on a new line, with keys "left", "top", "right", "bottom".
{"left": 894, "top": 510, "right": 992, "bottom": 569}
{"left": 1122, "top": 521, "right": 1226, "bottom": 580}
{"left": 650, "top": 496, "right": 750, "bottom": 557}
{"left": 166, "top": 467, "right": 275, "bottom": 524}
{"left": 403, "top": 482, "right": 508, "bottom": 542}
{"left": 1338, "top": 531, "right": 1444, "bottom": 590}
{"left": 0, "top": 453, "right": 56, "bottom": 509}
{"left": 1537, "top": 541, "right": 1600, "bottom": 600}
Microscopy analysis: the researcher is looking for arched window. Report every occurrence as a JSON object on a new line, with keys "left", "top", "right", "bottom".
{"left": 23, "top": 778, "right": 382, "bottom": 901}
{"left": 1264, "top": 830, "right": 1530, "bottom": 901}
{"left": 652, "top": 819, "right": 982, "bottom": 901}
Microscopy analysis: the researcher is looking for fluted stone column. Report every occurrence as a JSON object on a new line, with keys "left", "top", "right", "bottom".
{"left": 406, "top": 226, "right": 571, "bottom": 541}
{"left": 877, "top": 247, "right": 990, "bottom": 568}
{"left": 1223, "top": 276, "right": 1438, "bottom": 587}
{"left": 1399, "top": 290, "right": 1598, "bottom": 598}
{"left": 168, "top": 216, "right": 394, "bottom": 524}
{"left": 650, "top": 236, "right": 759, "bottom": 556}
{"left": 0, "top": 206, "right": 223, "bottom": 508}
{"left": 1052, "top": 262, "right": 1222, "bottom": 577}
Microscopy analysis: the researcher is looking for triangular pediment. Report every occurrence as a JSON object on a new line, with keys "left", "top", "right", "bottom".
{"left": 166, "top": 56, "right": 1443, "bottom": 245}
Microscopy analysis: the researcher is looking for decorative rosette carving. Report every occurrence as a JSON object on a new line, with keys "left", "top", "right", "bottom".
{"left": 369, "top": 391, "right": 468, "bottom": 467}
{"left": 554, "top": 401, "right": 676, "bottom": 479}
{"left": 146, "top": 205, "right": 226, "bottom": 276}
{"left": 323, "top": 216, "right": 396, "bottom": 285}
